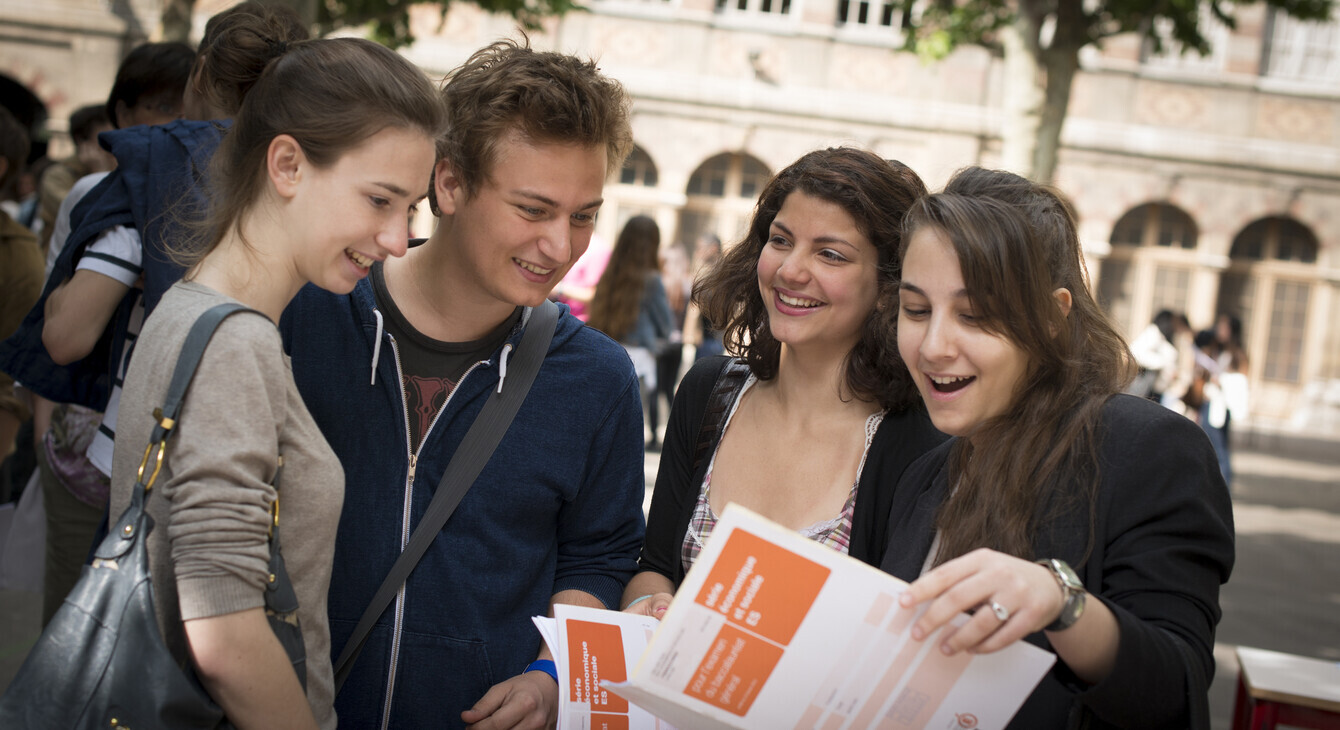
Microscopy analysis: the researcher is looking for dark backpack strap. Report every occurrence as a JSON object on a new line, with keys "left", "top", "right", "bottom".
{"left": 690, "top": 357, "right": 751, "bottom": 478}
{"left": 333, "top": 299, "right": 560, "bottom": 693}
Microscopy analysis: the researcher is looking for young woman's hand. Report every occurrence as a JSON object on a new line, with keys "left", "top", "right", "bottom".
{"left": 619, "top": 572, "right": 676, "bottom": 620}
{"left": 622, "top": 592, "right": 673, "bottom": 619}
{"left": 898, "top": 548, "right": 1064, "bottom": 655}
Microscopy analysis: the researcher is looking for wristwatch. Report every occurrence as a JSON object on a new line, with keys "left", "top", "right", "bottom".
{"left": 1035, "top": 558, "right": 1086, "bottom": 631}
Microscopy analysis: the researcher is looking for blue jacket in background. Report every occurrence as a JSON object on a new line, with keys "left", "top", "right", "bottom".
{"left": 280, "top": 279, "right": 647, "bottom": 729}
{"left": 0, "top": 119, "right": 225, "bottom": 408}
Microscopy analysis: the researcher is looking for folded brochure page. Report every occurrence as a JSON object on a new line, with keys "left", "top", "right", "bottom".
{"left": 573, "top": 504, "right": 1056, "bottom": 730}
{"left": 534, "top": 606, "right": 680, "bottom": 730}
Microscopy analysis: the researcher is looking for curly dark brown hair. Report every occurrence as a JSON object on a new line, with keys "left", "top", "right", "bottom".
{"left": 693, "top": 147, "right": 927, "bottom": 411}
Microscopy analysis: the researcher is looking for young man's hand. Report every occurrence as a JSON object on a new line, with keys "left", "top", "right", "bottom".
{"left": 460, "top": 670, "right": 558, "bottom": 730}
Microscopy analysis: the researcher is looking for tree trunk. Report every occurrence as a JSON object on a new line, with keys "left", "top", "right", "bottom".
{"left": 159, "top": 0, "right": 195, "bottom": 42}
{"left": 998, "top": 3, "right": 1045, "bottom": 179}
{"left": 998, "top": 0, "right": 1085, "bottom": 182}
{"left": 1034, "top": 46, "right": 1080, "bottom": 183}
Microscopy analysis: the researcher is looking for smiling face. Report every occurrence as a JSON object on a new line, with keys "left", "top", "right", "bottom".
{"left": 289, "top": 125, "right": 436, "bottom": 294}
{"left": 756, "top": 191, "right": 880, "bottom": 356}
{"left": 434, "top": 128, "right": 608, "bottom": 311}
{"left": 897, "top": 226, "right": 1031, "bottom": 437}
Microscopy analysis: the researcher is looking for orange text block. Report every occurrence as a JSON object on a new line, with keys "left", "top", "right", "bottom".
{"left": 693, "top": 528, "right": 830, "bottom": 645}
{"left": 683, "top": 623, "right": 785, "bottom": 716}
{"left": 566, "top": 619, "right": 629, "bottom": 713}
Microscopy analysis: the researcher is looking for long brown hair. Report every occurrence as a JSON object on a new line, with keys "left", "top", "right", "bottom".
{"left": 694, "top": 147, "right": 926, "bottom": 411}
{"left": 588, "top": 215, "right": 661, "bottom": 341}
{"left": 179, "top": 37, "right": 445, "bottom": 266}
{"left": 903, "top": 167, "right": 1135, "bottom": 565}
{"left": 190, "top": 2, "right": 309, "bottom": 120}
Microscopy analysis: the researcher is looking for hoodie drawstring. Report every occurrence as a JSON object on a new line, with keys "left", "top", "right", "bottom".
{"left": 370, "top": 308, "right": 384, "bottom": 386}
{"left": 497, "top": 343, "right": 512, "bottom": 394}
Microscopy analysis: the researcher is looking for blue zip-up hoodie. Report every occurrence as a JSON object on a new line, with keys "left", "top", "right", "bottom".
{"left": 0, "top": 119, "right": 224, "bottom": 407}
{"left": 280, "top": 279, "right": 647, "bottom": 729}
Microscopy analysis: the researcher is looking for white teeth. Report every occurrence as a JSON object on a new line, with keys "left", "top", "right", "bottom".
{"left": 930, "top": 375, "right": 972, "bottom": 385}
{"left": 516, "top": 259, "right": 553, "bottom": 276}
{"left": 778, "top": 292, "right": 822, "bottom": 308}
{"left": 346, "top": 249, "right": 374, "bottom": 268}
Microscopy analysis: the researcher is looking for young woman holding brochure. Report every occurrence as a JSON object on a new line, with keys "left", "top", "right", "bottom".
{"left": 879, "top": 167, "right": 1234, "bottom": 729}
{"left": 622, "top": 148, "right": 947, "bottom": 617}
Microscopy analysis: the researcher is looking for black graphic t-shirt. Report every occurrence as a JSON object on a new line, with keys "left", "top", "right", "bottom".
{"left": 370, "top": 262, "right": 520, "bottom": 453}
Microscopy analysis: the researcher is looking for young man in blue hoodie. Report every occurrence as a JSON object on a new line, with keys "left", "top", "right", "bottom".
{"left": 280, "top": 39, "right": 646, "bottom": 730}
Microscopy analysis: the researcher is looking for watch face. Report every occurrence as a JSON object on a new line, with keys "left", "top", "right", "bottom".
{"left": 1054, "top": 560, "right": 1084, "bottom": 591}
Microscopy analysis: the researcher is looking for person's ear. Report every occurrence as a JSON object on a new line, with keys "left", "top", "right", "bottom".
{"left": 1053, "top": 287, "right": 1073, "bottom": 319}
{"left": 267, "top": 134, "right": 305, "bottom": 199}
{"left": 433, "top": 158, "right": 463, "bottom": 216}
{"left": 114, "top": 100, "right": 132, "bottom": 129}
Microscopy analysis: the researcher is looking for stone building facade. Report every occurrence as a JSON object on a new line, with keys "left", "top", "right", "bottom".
{"left": 3, "top": 0, "right": 1338, "bottom": 433}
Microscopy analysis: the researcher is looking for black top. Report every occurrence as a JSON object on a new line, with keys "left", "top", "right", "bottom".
{"left": 370, "top": 262, "right": 519, "bottom": 452}
{"left": 879, "top": 394, "right": 1235, "bottom": 730}
{"left": 638, "top": 355, "right": 948, "bottom": 585}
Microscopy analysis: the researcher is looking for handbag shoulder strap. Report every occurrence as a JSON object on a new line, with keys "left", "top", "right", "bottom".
{"left": 101, "top": 302, "right": 257, "bottom": 560}
{"left": 333, "top": 299, "right": 560, "bottom": 693}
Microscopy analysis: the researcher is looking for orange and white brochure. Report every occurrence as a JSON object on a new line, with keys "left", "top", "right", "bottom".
{"left": 602, "top": 505, "right": 1056, "bottom": 730}
{"left": 533, "top": 605, "right": 680, "bottom": 730}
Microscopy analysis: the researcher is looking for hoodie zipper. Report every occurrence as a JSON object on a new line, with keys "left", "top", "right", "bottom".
{"left": 379, "top": 327, "right": 488, "bottom": 730}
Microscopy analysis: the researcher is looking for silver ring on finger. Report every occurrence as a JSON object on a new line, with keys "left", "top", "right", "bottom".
{"left": 989, "top": 600, "right": 1010, "bottom": 622}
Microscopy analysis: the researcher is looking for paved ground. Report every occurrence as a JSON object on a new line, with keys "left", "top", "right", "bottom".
{"left": 4, "top": 425, "right": 1338, "bottom": 728}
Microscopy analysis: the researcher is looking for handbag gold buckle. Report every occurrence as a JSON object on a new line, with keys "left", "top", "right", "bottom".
{"left": 136, "top": 441, "right": 167, "bottom": 492}
{"left": 135, "top": 408, "right": 177, "bottom": 492}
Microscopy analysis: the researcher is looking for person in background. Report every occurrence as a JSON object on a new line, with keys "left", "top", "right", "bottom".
{"left": 1126, "top": 309, "right": 1177, "bottom": 402}
{"left": 0, "top": 107, "right": 42, "bottom": 496}
{"left": 651, "top": 239, "right": 691, "bottom": 449}
{"left": 687, "top": 231, "right": 724, "bottom": 361}
{"left": 107, "top": 36, "right": 443, "bottom": 729}
{"left": 0, "top": 13, "right": 299, "bottom": 626}
{"left": 623, "top": 148, "right": 947, "bottom": 617}
{"left": 550, "top": 231, "right": 610, "bottom": 322}
{"left": 279, "top": 38, "right": 646, "bottom": 729}
{"left": 587, "top": 214, "right": 675, "bottom": 450}
{"left": 35, "top": 104, "right": 116, "bottom": 254}
{"left": 883, "top": 167, "right": 1233, "bottom": 729}
{"left": 1197, "top": 313, "right": 1248, "bottom": 488}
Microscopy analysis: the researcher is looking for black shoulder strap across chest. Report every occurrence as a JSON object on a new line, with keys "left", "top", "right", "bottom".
{"left": 333, "top": 299, "right": 560, "bottom": 693}
{"left": 690, "top": 358, "right": 751, "bottom": 478}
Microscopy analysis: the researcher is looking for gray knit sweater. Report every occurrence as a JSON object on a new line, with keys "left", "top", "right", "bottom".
{"left": 109, "top": 281, "right": 342, "bottom": 728}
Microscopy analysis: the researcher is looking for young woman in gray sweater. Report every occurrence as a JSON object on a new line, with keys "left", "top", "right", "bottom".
{"left": 107, "top": 37, "right": 443, "bottom": 729}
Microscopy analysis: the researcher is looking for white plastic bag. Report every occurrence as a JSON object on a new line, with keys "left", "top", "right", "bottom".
{"left": 0, "top": 469, "right": 45, "bottom": 593}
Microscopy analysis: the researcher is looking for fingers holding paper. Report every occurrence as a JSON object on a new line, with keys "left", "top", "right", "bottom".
{"left": 898, "top": 548, "right": 1063, "bottom": 655}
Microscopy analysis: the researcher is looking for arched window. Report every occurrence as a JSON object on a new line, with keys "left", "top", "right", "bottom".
{"left": 679, "top": 152, "right": 771, "bottom": 250}
{"left": 1096, "top": 202, "right": 1198, "bottom": 336}
{"left": 1219, "top": 217, "right": 1320, "bottom": 383}
{"left": 1110, "top": 203, "right": 1198, "bottom": 249}
{"left": 619, "top": 145, "right": 658, "bottom": 187}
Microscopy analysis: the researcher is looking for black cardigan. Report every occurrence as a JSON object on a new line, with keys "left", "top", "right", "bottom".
{"left": 638, "top": 355, "right": 948, "bottom": 586}
{"left": 879, "top": 394, "right": 1235, "bottom": 730}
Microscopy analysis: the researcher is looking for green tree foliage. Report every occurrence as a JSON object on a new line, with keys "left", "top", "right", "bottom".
{"left": 895, "top": 0, "right": 1333, "bottom": 181}
{"left": 316, "top": 0, "right": 585, "bottom": 47}
{"left": 162, "top": 0, "right": 584, "bottom": 49}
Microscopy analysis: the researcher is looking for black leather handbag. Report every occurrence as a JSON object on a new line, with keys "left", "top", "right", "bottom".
{"left": 0, "top": 303, "right": 306, "bottom": 729}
